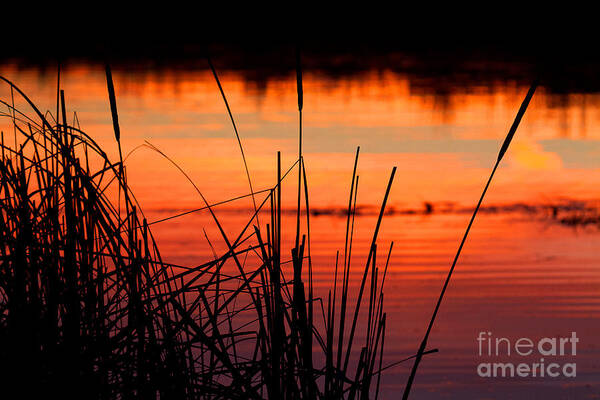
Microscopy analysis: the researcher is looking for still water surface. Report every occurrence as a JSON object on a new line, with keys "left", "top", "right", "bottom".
{"left": 1, "top": 61, "right": 599, "bottom": 398}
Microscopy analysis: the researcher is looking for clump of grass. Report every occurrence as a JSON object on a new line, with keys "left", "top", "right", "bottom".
{"left": 0, "top": 58, "right": 403, "bottom": 399}
{"left": 0, "top": 75, "right": 200, "bottom": 398}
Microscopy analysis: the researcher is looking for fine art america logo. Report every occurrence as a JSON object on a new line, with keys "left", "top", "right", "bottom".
{"left": 476, "top": 332, "right": 578, "bottom": 378}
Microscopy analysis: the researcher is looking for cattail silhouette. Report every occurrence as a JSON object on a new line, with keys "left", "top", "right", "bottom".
{"left": 0, "top": 59, "right": 397, "bottom": 398}
{"left": 402, "top": 81, "right": 538, "bottom": 400}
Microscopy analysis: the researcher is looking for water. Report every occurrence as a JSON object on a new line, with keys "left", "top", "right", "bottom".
{"left": 1, "top": 60, "right": 599, "bottom": 398}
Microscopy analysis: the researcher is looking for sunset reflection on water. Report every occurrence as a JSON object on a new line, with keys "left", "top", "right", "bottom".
{"left": 1, "top": 62, "right": 599, "bottom": 398}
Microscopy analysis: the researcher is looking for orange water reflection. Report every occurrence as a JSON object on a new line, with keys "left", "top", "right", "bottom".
{"left": 3, "top": 63, "right": 600, "bottom": 211}
{"left": 1, "top": 63, "right": 599, "bottom": 398}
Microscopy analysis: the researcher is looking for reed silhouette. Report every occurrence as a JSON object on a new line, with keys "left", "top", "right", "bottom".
{"left": 0, "top": 57, "right": 405, "bottom": 399}
{"left": 402, "top": 81, "right": 538, "bottom": 400}
{"left": 0, "top": 53, "right": 537, "bottom": 399}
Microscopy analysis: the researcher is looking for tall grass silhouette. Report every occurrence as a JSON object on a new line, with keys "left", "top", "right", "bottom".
{"left": 402, "top": 81, "right": 538, "bottom": 400}
{"left": 0, "top": 57, "right": 537, "bottom": 399}
{"left": 0, "top": 58, "right": 402, "bottom": 399}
